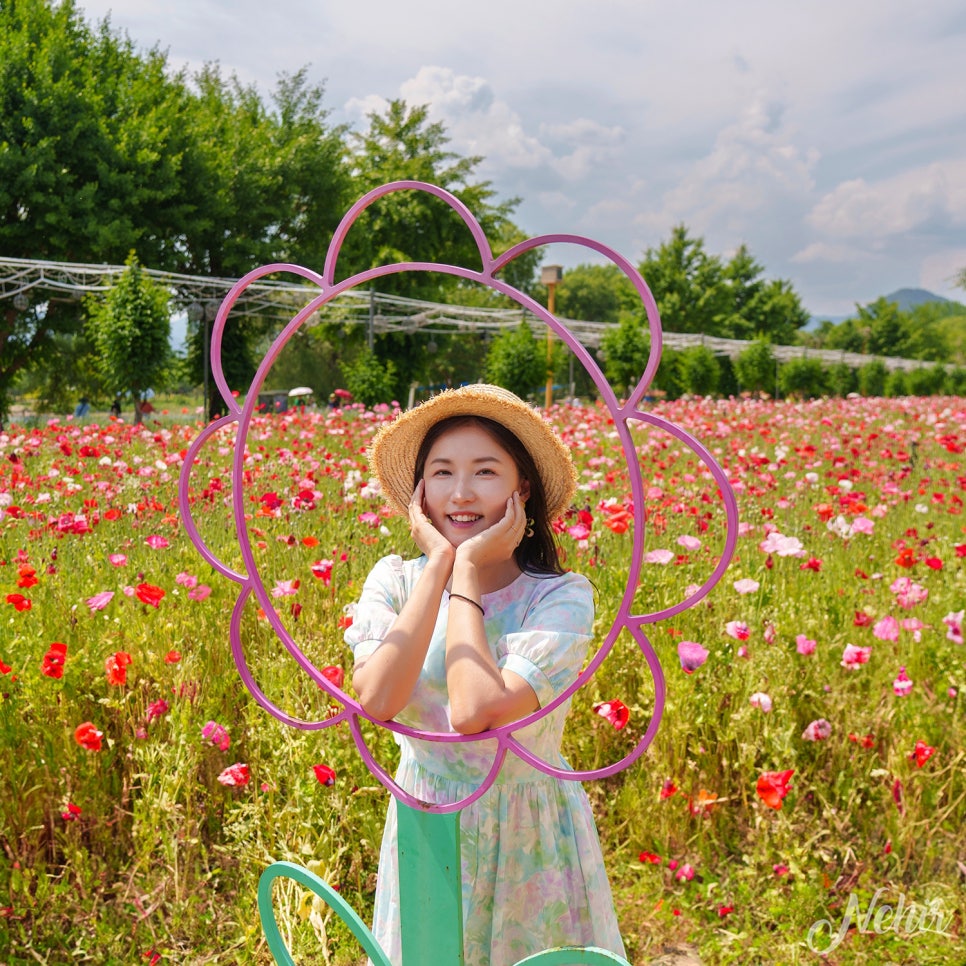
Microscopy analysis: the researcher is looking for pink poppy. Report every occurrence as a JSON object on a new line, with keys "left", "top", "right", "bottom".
{"left": 795, "top": 634, "right": 816, "bottom": 656}
{"left": 892, "top": 666, "right": 913, "bottom": 697}
{"left": 271, "top": 579, "right": 300, "bottom": 598}
{"left": 188, "top": 585, "right": 212, "bottom": 601}
{"left": 872, "top": 616, "right": 900, "bottom": 642}
{"left": 725, "top": 621, "right": 750, "bottom": 641}
{"left": 176, "top": 572, "right": 199, "bottom": 589}
{"left": 841, "top": 644, "right": 872, "bottom": 669}
{"left": 677, "top": 535, "right": 702, "bottom": 551}
{"left": 943, "top": 611, "right": 963, "bottom": 645}
{"left": 677, "top": 641, "right": 709, "bottom": 674}
{"left": 801, "top": 718, "right": 832, "bottom": 741}
{"left": 202, "top": 721, "right": 230, "bottom": 751}
{"left": 749, "top": 692, "right": 773, "bottom": 712}
{"left": 145, "top": 535, "right": 169, "bottom": 549}
{"left": 733, "top": 578, "right": 759, "bottom": 595}
{"left": 86, "top": 591, "right": 114, "bottom": 613}
{"left": 217, "top": 763, "right": 250, "bottom": 787}
{"left": 643, "top": 549, "right": 674, "bottom": 565}
{"left": 108, "top": 554, "right": 127, "bottom": 567}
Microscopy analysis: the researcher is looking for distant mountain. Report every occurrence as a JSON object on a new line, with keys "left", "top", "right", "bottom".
{"left": 881, "top": 288, "right": 952, "bottom": 312}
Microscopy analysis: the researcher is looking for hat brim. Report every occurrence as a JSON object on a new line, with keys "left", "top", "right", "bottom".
{"left": 370, "top": 385, "right": 576, "bottom": 520}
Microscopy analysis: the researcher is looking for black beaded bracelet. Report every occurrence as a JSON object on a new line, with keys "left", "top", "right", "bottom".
{"left": 448, "top": 592, "right": 484, "bottom": 615}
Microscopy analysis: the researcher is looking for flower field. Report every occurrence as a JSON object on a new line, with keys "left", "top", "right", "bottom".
{"left": 1, "top": 394, "right": 963, "bottom": 965}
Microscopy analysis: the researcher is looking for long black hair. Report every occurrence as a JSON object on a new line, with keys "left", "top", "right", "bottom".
{"left": 413, "top": 415, "right": 565, "bottom": 576}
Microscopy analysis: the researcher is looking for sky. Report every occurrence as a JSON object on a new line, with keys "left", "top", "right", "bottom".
{"left": 77, "top": 0, "right": 966, "bottom": 318}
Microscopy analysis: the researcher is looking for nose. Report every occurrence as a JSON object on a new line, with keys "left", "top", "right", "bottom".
{"left": 450, "top": 472, "right": 475, "bottom": 503}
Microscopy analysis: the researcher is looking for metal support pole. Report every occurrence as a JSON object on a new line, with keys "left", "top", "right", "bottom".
{"left": 397, "top": 804, "right": 463, "bottom": 965}
{"left": 545, "top": 280, "right": 556, "bottom": 409}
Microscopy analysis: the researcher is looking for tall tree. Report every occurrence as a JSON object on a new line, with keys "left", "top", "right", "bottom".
{"left": 85, "top": 254, "right": 171, "bottom": 424}
{"left": 722, "top": 245, "right": 809, "bottom": 343}
{"left": 0, "top": 0, "right": 193, "bottom": 420}
{"left": 340, "top": 100, "right": 534, "bottom": 396}
{"left": 637, "top": 226, "right": 730, "bottom": 334}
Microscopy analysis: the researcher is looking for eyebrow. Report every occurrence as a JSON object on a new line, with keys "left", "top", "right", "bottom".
{"left": 427, "top": 455, "right": 504, "bottom": 466}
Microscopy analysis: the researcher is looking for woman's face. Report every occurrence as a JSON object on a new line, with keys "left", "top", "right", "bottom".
{"left": 421, "top": 423, "right": 530, "bottom": 547}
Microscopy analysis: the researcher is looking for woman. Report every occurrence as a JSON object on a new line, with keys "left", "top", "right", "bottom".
{"left": 346, "top": 384, "right": 625, "bottom": 966}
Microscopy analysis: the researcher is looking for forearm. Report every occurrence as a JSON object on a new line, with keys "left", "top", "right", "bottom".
{"left": 445, "top": 560, "right": 535, "bottom": 733}
{"left": 352, "top": 555, "right": 452, "bottom": 720}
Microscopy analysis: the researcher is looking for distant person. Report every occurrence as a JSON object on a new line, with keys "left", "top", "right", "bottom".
{"left": 110, "top": 396, "right": 122, "bottom": 417}
{"left": 73, "top": 397, "right": 90, "bottom": 418}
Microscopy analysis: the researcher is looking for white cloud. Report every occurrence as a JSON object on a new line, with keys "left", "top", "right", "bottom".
{"left": 806, "top": 162, "right": 966, "bottom": 240}
{"left": 632, "top": 95, "right": 818, "bottom": 238}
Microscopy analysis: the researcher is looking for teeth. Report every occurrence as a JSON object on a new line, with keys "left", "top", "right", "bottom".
{"left": 450, "top": 514, "right": 481, "bottom": 522}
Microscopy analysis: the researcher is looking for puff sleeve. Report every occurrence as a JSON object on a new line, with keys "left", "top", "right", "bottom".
{"left": 495, "top": 572, "right": 595, "bottom": 708}
{"left": 343, "top": 554, "right": 411, "bottom": 663}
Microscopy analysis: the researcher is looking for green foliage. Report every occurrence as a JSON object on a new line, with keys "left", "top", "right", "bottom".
{"left": 857, "top": 359, "right": 888, "bottom": 397}
{"left": 599, "top": 314, "right": 651, "bottom": 397}
{"left": 340, "top": 347, "right": 398, "bottom": 406}
{"left": 638, "top": 226, "right": 729, "bottom": 335}
{"left": 677, "top": 344, "right": 721, "bottom": 396}
{"left": 84, "top": 253, "right": 170, "bottom": 423}
{"left": 484, "top": 322, "right": 545, "bottom": 399}
{"left": 826, "top": 362, "right": 858, "bottom": 397}
{"left": 906, "top": 364, "right": 947, "bottom": 397}
{"left": 815, "top": 297, "right": 966, "bottom": 365}
{"left": 637, "top": 229, "right": 808, "bottom": 343}
{"left": 883, "top": 368, "right": 909, "bottom": 398}
{"left": 555, "top": 264, "right": 638, "bottom": 324}
{"left": 733, "top": 339, "right": 777, "bottom": 396}
{"left": 778, "top": 357, "right": 828, "bottom": 398}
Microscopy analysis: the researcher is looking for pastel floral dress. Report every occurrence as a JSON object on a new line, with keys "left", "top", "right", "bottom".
{"left": 346, "top": 554, "right": 626, "bottom": 966}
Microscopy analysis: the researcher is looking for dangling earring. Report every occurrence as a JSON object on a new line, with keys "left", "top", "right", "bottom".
{"left": 525, "top": 517, "right": 535, "bottom": 538}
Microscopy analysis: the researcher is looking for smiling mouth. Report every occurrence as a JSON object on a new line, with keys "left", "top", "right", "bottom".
{"left": 448, "top": 513, "right": 483, "bottom": 525}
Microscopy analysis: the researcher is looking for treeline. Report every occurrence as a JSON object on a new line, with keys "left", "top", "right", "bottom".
{"left": 3, "top": 1, "right": 964, "bottom": 417}
{"left": 596, "top": 337, "right": 966, "bottom": 402}
{"left": 0, "top": 0, "right": 533, "bottom": 418}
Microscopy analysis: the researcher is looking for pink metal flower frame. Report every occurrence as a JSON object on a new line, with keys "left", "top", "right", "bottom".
{"left": 177, "top": 180, "right": 739, "bottom": 814}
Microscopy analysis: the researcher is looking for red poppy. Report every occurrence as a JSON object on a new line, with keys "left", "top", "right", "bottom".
{"left": 660, "top": 779, "right": 678, "bottom": 800}
{"left": 593, "top": 699, "right": 630, "bottom": 730}
{"left": 910, "top": 740, "right": 936, "bottom": 768}
{"left": 756, "top": 769, "right": 794, "bottom": 810}
{"left": 105, "top": 651, "right": 133, "bottom": 686}
{"left": 135, "top": 583, "right": 165, "bottom": 607}
{"left": 41, "top": 642, "right": 68, "bottom": 679}
{"left": 164, "top": 650, "right": 181, "bottom": 664}
{"left": 638, "top": 850, "right": 661, "bottom": 864}
{"left": 924, "top": 556, "right": 943, "bottom": 570}
{"left": 320, "top": 665, "right": 344, "bottom": 689}
{"left": 894, "top": 548, "right": 917, "bottom": 568}
{"left": 74, "top": 721, "right": 103, "bottom": 752}
{"left": 799, "top": 557, "right": 822, "bottom": 572}
{"left": 313, "top": 763, "right": 336, "bottom": 786}
{"left": 16, "top": 566, "right": 38, "bottom": 589}
{"left": 5, "top": 594, "right": 32, "bottom": 612}
{"left": 813, "top": 503, "right": 835, "bottom": 522}
{"left": 61, "top": 802, "right": 82, "bottom": 822}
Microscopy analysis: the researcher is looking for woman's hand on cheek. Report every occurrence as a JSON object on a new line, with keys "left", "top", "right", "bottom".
{"left": 408, "top": 480, "right": 456, "bottom": 563}
{"left": 456, "top": 491, "right": 526, "bottom": 568}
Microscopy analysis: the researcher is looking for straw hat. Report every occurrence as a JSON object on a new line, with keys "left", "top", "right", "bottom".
{"left": 370, "top": 384, "right": 576, "bottom": 519}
